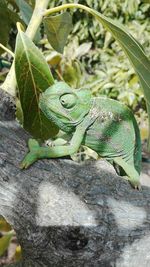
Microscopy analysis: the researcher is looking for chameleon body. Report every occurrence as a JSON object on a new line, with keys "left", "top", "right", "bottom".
{"left": 21, "top": 82, "right": 141, "bottom": 188}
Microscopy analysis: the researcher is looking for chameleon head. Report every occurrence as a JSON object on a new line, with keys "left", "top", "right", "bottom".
{"left": 39, "top": 81, "right": 92, "bottom": 132}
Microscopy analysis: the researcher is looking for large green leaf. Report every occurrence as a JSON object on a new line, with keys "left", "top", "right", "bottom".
{"left": 15, "top": 28, "right": 58, "bottom": 140}
{"left": 44, "top": 12, "right": 73, "bottom": 54}
{"left": 44, "top": 4, "right": 150, "bottom": 149}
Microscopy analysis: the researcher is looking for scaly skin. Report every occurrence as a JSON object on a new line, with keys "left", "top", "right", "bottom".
{"left": 21, "top": 82, "right": 141, "bottom": 189}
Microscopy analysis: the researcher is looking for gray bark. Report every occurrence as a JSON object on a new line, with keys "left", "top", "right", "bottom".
{"left": 0, "top": 88, "right": 150, "bottom": 267}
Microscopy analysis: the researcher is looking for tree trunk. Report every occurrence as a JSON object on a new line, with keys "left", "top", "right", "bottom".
{"left": 0, "top": 89, "right": 150, "bottom": 267}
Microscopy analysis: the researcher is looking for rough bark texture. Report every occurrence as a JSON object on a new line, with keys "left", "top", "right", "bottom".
{"left": 0, "top": 88, "right": 150, "bottom": 267}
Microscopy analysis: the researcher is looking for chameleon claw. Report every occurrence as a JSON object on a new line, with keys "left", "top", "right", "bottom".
{"left": 19, "top": 159, "right": 29, "bottom": 169}
{"left": 19, "top": 164, "right": 24, "bottom": 170}
{"left": 20, "top": 163, "right": 25, "bottom": 169}
{"left": 20, "top": 161, "right": 30, "bottom": 170}
{"left": 20, "top": 139, "right": 41, "bottom": 169}
{"left": 20, "top": 151, "right": 39, "bottom": 169}
{"left": 135, "top": 183, "right": 142, "bottom": 191}
{"left": 24, "top": 164, "right": 30, "bottom": 169}
{"left": 130, "top": 180, "right": 141, "bottom": 190}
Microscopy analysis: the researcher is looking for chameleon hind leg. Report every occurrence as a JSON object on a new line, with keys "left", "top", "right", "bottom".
{"left": 113, "top": 157, "right": 141, "bottom": 189}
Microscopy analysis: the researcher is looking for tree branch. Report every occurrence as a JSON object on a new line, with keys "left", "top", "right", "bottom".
{"left": 0, "top": 89, "right": 150, "bottom": 267}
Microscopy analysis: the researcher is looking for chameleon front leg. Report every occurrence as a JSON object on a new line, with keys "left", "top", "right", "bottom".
{"left": 113, "top": 157, "right": 141, "bottom": 189}
{"left": 20, "top": 125, "right": 86, "bottom": 169}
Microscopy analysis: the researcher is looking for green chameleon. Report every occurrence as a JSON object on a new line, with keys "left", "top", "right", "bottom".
{"left": 21, "top": 82, "right": 141, "bottom": 189}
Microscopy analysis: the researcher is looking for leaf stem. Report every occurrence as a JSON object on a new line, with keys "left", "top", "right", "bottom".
{"left": 0, "top": 44, "right": 14, "bottom": 58}
{"left": 25, "top": 0, "right": 50, "bottom": 40}
{"left": 16, "top": 22, "right": 25, "bottom": 32}
{"left": 44, "top": 3, "right": 91, "bottom": 17}
{"left": 1, "top": 0, "right": 50, "bottom": 96}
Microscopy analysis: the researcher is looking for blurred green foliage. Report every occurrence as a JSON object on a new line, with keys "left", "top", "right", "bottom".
{"left": 0, "top": 217, "right": 21, "bottom": 263}
{"left": 47, "top": 0, "right": 150, "bottom": 122}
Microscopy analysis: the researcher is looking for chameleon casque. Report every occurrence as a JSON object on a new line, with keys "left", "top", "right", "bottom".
{"left": 21, "top": 82, "right": 141, "bottom": 189}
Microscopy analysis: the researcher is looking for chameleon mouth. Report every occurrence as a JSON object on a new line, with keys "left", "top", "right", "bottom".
{"left": 39, "top": 93, "right": 47, "bottom": 112}
{"left": 39, "top": 93, "right": 56, "bottom": 112}
{"left": 39, "top": 93, "right": 42, "bottom": 102}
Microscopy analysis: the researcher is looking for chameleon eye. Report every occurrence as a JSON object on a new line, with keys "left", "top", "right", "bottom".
{"left": 60, "top": 94, "right": 77, "bottom": 109}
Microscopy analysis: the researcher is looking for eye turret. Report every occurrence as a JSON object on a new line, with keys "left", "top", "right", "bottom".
{"left": 60, "top": 93, "right": 77, "bottom": 109}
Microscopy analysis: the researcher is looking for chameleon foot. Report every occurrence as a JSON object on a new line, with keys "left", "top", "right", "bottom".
{"left": 20, "top": 139, "right": 40, "bottom": 169}
{"left": 129, "top": 179, "right": 141, "bottom": 190}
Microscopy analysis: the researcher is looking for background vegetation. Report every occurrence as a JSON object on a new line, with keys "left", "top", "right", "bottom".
{"left": 47, "top": 0, "right": 150, "bottom": 132}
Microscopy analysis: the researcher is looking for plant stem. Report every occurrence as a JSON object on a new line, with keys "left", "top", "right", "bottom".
{"left": 26, "top": 0, "right": 50, "bottom": 40}
{"left": 44, "top": 3, "right": 91, "bottom": 17}
{"left": 1, "top": 0, "right": 50, "bottom": 96}
{"left": 0, "top": 44, "right": 14, "bottom": 57}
